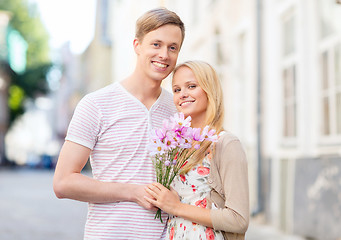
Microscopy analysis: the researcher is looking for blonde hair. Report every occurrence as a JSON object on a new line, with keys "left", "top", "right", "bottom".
{"left": 173, "top": 61, "right": 225, "bottom": 173}
{"left": 135, "top": 7, "right": 185, "bottom": 46}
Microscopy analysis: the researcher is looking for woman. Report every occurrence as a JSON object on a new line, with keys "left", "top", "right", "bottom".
{"left": 145, "top": 61, "right": 249, "bottom": 240}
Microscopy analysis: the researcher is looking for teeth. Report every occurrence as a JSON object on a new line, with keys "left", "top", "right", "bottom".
{"left": 181, "top": 101, "right": 193, "bottom": 106}
{"left": 153, "top": 62, "right": 167, "bottom": 68}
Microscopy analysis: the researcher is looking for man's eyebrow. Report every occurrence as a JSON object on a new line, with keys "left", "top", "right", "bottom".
{"left": 151, "top": 39, "right": 180, "bottom": 46}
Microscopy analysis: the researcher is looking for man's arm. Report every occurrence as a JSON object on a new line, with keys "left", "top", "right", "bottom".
{"left": 53, "top": 140, "right": 156, "bottom": 210}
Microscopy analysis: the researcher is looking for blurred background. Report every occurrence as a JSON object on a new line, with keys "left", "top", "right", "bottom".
{"left": 0, "top": 0, "right": 340, "bottom": 239}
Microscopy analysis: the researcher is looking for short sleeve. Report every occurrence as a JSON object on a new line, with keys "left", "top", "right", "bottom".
{"left": 65, "top": 95, "right": 102, "bottom": 150}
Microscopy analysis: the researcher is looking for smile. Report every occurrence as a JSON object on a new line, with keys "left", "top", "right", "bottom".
{"left": 152, "top": 61, "right": 168, "bottom": 69}
{"left": 180, "top": 100, "right": 195, "bottom": 107}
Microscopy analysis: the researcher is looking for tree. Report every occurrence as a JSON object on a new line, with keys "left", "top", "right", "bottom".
{"left": 0, "top": 0, "right": 52, "bottom": 124}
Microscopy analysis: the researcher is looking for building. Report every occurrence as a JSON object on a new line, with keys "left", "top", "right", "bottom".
{"left": 175, "top": 0, "right": 341, "bottom": 239}
{"left": 77, "top": 1, "right": 341, "bottom": 239}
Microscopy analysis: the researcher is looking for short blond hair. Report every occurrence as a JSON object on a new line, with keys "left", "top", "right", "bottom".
{"left": 135, "top": 8, "right": 185, "bottom": 46}
{"left": 173, "top": 61, "right": 225, "bottom": 173}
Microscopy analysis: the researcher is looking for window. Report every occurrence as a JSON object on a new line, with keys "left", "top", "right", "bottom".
{"left": 335, "top": 45, "right": 341, "bottom": 134}
{"left": 100, "top": 0, "right": 111, "bottom": 46}
{"left": 283, "top": 66, "right": 297, "bottom": 137}
{"left": 320, "top": 44, "right": 341, "bottom": 136}
{"left": 215, "top": 27, "right": 224, "bottom": 65}
{"left": 283, "top": 16, "right": 295, "bottom": 56}
{"left": 317, "top": 0, "right": 341, "bottom": 39}
{"left": 281, "top": 13, "right": 297, "bottom": 138}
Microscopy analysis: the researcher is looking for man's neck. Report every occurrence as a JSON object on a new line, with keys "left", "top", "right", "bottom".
{"left": 121, "top": 74, "right": 162, "bottom": 110}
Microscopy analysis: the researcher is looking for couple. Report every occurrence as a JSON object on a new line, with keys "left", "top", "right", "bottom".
{"left": 53, "top": 7, "right": 249, "bottom": 240}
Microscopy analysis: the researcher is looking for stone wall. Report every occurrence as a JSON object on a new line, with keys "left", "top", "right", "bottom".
{"left": 293, "top": 157, "right": 341, "bottom": 240}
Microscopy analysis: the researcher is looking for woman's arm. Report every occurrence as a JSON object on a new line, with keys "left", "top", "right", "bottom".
{"left": 144, "top": 182, "right": 214, "bottom": 227}
{"left": 144, "top": 134, "right": 249, "bottom": 233}
{"left": 209, "top": 135, "right": 249, "bottom": 233}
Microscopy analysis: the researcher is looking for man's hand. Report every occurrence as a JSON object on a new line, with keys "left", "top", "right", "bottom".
{"left": 131, "top": 184, "right": 159, "bottom": 212}
{"left": 144, "top": 182, "right": 181, "bottom": 215}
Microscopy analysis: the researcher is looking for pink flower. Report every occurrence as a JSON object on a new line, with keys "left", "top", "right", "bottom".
{"left": 192, "top": 128, "right": 204, "bottom": 142}
{"left": 148, "top": 138, "right": 166, "bottom": 156}
{"left": 163, "top": 132, "right": 177, "bottom": 149}
{"left": 147, "top": 112, "right": 219, "bottom": 222}
{"left": 195, "top": 198, "right": 207, "bottom": 208}
{"left": 154, "top": 128, "right": 166, "bottom": 141}
{"left": 205, "top": 227, "right": 215, "bottom": 240}
{"left": 169, "top": 227, "right": 175, "bottom": 240}
{"left": 178, "top": 137, "right": 192, "bottom": 149}
{"left": 180, "top": 174, "right": 186, "bottom": 182}
{"left": 202, "top": 126, "right": 218, "bottom": 142}
{"left": 170, "top": 112, "right": 192, "bottom": 129}
{"left": 197, "top": 166, "right": 210, "bottom": 176}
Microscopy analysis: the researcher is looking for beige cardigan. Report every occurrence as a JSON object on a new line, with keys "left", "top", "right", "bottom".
{"left": 207, "top": 132, "right": 250, "bottom": 240}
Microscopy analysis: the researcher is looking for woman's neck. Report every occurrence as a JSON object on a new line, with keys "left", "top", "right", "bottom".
{"left": 189, "top": 114, "right": 206, "bottom": 129}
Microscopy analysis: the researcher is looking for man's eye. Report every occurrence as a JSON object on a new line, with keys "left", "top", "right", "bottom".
{"left": 170, "top": 46, "right": 177, "bottom": 51}
{"left": 153, "top": 43, "right": 160, "bottom": 47}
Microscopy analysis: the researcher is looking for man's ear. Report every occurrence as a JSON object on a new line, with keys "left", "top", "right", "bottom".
{"left": 133, "top": 38, "right": 140, "bottom": 54}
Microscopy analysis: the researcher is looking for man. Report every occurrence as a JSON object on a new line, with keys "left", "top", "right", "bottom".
{"left": 53, "top": 8, "right": 185, "bottom": 240}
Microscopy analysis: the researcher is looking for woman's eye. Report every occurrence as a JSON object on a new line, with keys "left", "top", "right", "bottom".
{"left": 189, "top": 85, "right": 196, "bottom": 89}
{"left": 173, "top": 88, "right": 180, "bottom": 93}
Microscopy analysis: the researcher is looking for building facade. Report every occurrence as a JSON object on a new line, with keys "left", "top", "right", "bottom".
{"left": 78, "top": 0, "right": 341, "bottom": 239}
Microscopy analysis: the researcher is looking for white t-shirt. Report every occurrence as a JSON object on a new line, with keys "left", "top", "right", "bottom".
{"left": 65, "top": 82, "right": 177, "bottom": 240}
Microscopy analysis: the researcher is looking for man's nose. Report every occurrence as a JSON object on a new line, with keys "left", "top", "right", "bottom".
{"left": 158, "top": 47, "right": 169, "bottom": 59}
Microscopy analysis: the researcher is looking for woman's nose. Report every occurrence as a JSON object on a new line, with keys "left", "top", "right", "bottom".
{"left": 180, "top": 90, "right": 188, "bottom": 99}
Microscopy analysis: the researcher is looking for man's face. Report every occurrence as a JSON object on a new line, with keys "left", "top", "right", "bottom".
{"left": 134, "top": 24, "right": 183, "bottom": 82}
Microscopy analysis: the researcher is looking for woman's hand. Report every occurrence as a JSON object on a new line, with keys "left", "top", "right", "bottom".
{"left": 144, "top": 182, "right": 181, "bottom": 216}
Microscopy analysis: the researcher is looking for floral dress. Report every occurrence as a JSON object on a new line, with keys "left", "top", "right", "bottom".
{"left": 165, "top": 153, "right": 224, "bottom": 240}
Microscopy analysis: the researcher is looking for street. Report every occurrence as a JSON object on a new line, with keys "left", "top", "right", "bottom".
{"left": 0, "top": 168, "right": 304, "bottom": 240}
{"left": 0, "top": 168, "right": 87, "bottom": 240}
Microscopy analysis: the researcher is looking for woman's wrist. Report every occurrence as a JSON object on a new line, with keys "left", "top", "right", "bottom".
{"left": 173, "top": 202, "right": 185, "bottom": 217}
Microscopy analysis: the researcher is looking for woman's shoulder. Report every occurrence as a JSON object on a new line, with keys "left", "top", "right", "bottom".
{"left": 217, "top": 130, "right": 241, "bottom": 145}
{"left": 213, "top": 131, "right": 247, "bottom": 165}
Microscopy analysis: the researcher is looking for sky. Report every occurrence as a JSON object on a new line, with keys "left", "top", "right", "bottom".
{"left": 31, "top": 0, "right": 97, "bottom": 54}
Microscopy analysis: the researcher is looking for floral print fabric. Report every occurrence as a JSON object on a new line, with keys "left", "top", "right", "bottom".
{"left": 165, "top": 154, "right": 224, "bottom": 240}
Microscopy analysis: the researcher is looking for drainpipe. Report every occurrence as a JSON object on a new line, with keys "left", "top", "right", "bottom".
{"left": 252, "top": 0, "right": 264, "bottom": 216}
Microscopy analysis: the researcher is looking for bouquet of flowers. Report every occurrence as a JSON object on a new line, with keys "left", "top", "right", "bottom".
{"left": 148, "top": 112, "right": 218, "bottom": 222}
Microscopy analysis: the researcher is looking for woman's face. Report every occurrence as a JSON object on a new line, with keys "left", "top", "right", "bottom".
{"left": 172, "top": 66, "right": 208, "bottom": 123}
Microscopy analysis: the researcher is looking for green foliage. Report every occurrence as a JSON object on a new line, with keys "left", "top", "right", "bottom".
{"left": 7, "top": 63, "right": 53, "bottom": 122}
{"left": 16, "top": 63, "right": 52, "bottom": 98}
{"left": 0, "top": 0, "right": 52, "bottom": 124}
{"left": 0, "top": 0, "right": 50, "bottom": 67}
{"left": 8, "top": 85, "right": 24, "bottom": 109}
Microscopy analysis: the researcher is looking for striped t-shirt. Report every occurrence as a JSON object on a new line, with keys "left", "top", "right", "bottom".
{"left": 65, "top": 82, "right": 177, "bottom": 240}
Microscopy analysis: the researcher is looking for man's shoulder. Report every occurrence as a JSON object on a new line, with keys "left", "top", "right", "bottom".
{"left": 161, "top": 87, "right": 173, "bottom": 98}
{"left": 86, "top": 82, "right": 117, "bottom": 97}
{"left": 160, "top": 88, "right": 175, "bottom": 104}
{"left": 158, "top": 88, "right": 177, "bottom": 112}
{"left": 82, "top": 82, "right": 124, "bottom": 102}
